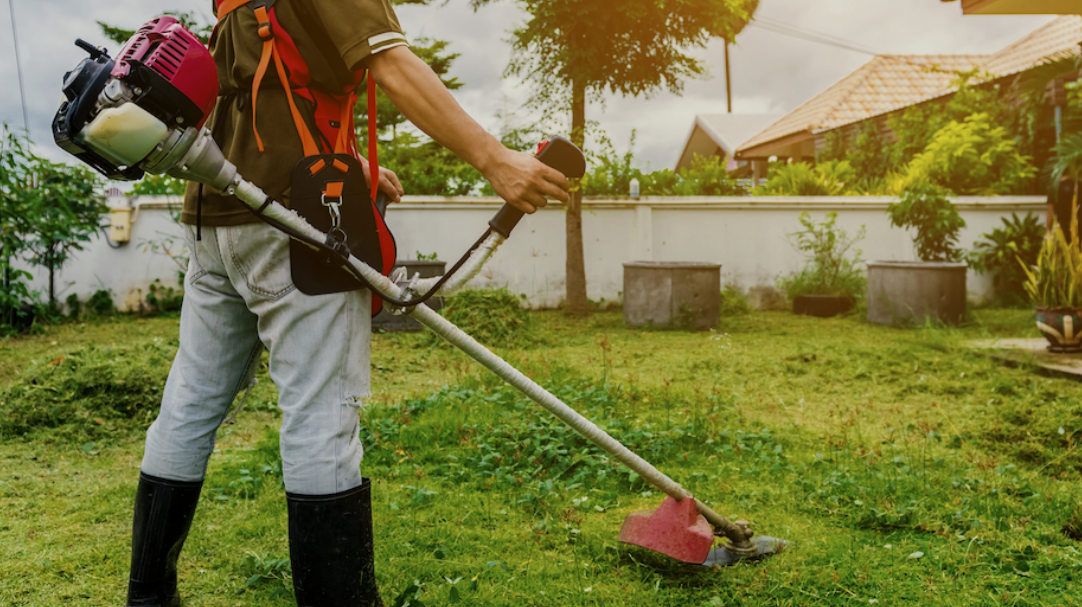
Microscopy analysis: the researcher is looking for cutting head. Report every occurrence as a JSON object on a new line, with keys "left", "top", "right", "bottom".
{"left": 619, "top": 496, "right": 789, "bottom": 566}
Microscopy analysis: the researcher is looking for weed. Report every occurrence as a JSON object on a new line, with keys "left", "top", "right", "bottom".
{"left": 145, "top": 279, "right": 184, "bottom": 313}
{"left": 237, "top": 552, "right": 291, "bottom": 598}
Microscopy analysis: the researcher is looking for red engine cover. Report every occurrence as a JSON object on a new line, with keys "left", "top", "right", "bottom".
{"left": 112, "top": 16, "right": 218, "bottom": 128}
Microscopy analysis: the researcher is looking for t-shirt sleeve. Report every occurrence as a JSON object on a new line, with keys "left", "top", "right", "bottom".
{"left": 309, "top": 0, "right": 408, "bottom": 72}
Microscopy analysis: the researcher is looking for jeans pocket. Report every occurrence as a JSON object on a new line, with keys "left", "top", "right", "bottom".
{"left": 226, "top": 223, "right": 296, "bottom": 300}
{"left": 184, "top": 225, "right": 209, "bottom": 285}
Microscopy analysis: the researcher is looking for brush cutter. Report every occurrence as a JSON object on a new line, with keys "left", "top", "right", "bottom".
{"left": 52, "top": 18, "right": 786, "bottom": 566}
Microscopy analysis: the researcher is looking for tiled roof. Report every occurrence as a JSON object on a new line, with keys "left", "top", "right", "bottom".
{"left": 737, "top": 16, "right": 1082, "bottom": 158}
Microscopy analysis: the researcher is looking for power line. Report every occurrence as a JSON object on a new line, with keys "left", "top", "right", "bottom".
{"left": 750, "top": 17, "right": 881, "bottom": 57}
{"left": 8, "top": 0, "right": 29, "bottom": 134}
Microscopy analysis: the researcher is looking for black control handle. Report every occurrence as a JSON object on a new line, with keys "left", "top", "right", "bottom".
{"left": 489, "top": 135, "right": 586, "bottom": 238}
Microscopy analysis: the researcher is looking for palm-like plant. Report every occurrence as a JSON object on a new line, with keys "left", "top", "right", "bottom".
{"left": 1022, "top": 133, "right": 1082, "bottom": 309}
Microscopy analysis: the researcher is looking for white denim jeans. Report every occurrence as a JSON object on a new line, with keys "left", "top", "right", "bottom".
{"left": 141, "top": 222, "right": 371, "bottom": 496}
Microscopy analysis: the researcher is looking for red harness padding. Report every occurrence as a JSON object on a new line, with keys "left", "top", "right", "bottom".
{"left": 214, "top": 0, "right": 396, "bottom": 313}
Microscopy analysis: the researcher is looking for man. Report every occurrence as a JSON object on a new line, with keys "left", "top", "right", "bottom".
{"left": 125, "top": 2, "right": 570, "bottom": 606}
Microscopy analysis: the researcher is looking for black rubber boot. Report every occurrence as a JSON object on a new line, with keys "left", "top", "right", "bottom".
{"left": 287, "top": 478, "right": 383, "bottom": 607}
{"left": 126, "top": 473, "right": 203, "bottom": 607}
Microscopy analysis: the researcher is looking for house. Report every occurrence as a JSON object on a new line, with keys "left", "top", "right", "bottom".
{"left": 734, "top": 16, "right": 1082, "bottom": 166}
{"left": 674, "top": 113, "right": 782, "bottom": 175}
{"left": 950, "top": 0, "right": 1082, "bottom": 15}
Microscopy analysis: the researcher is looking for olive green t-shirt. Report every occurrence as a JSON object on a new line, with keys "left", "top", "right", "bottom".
{"left": 181, "top": 0, "right": 407, "bottom": 226}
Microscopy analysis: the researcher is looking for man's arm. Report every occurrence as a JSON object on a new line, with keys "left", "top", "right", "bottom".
{"left": 365, "top": 46, "right": 570, "bottom": 213}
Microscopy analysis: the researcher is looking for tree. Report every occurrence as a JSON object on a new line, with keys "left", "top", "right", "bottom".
{"left": 21, "top": 159, "right": 107, "bottom": 307}
{"left": 98, "top": 11, "right": 212, "bottom": 46}
{"left": 470, "top": 0, "right": 759, "bottom": 315}
{"left": 0, "top": 125, "right": 36, "bottom": 330}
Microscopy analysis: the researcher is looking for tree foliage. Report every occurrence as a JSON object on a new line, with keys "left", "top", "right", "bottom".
{"left": 580, "top": 136, "right": 743, "bottom": 197}
{"left": 471, "top": 0, "right": 759, "bottom": 315}
{"left": 906, "top": 113, "right": 1036, "bottom": 196}
{"left": 1, "top": 126, "right": 36, "bottom": 332}
{"left": 21, "top": 159, "right": 107, "bottom": 306}
{"left": 469, "top": 0, "right": 759, "bottom": 108}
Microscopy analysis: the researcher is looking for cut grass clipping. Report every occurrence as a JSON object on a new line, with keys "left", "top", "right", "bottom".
{"left": 0, "top": 339, "right": 175, "bottom": 440}
{"left": 430, "top": 288, "right": 533, "bottom": 348}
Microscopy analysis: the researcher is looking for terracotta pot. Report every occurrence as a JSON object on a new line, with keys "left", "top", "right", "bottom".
{"left": 1035, "top": 306, "right": 1082, "bottom": 353}
{"left": 793, "top": 294, "right": 854, "bottom": 318}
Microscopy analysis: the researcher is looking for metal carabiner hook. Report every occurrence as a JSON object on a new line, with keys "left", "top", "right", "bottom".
{"left": 321, "top": 193, "right": 342, "bottom": 229}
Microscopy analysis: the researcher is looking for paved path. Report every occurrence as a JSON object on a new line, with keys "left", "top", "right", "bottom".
{"left": 969, "top": 338, "right": 1082, "bottom": 380}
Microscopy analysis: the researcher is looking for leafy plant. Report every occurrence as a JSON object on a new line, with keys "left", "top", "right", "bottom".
{"left": 145, "top": 279, "right": 184, "bottom": 314}
{"left": 887, "top": 183, "right": 966, "bottom": 262}
{"left": 672, "top": 155, "right": 744, "bottom": 196}
{"left": 905, "top": 113, "right": 1036, "bottom": 195}
{"left": 1022, "top": 199, "right": 1082, "bottom": 309}
{"left": 778, "top": 212, "right": 866, "bottom": 299}
{"left": 85, "top": 289, "right": 116, "bottom": 318}
{"left": 969, "top": 213, "right": 1044, "bottom": 307}
{"left": 415, "top": 251, "right": 439, "bottom": 261}
{"left": 130, "top": 174, "right": 187, "bottom": 197}
{"left": 753, "top": 161, "right": 857, "bottom": 196}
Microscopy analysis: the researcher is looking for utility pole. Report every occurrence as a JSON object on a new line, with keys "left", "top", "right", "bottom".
{"left": 725, "top": 40, "right": 732, "bottom": 113}
{"left": 8, "top": 0, "right": 29, "bottom": 134}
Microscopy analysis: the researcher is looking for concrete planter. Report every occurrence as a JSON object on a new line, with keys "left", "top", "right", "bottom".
{"left": 623, "top": 261, "right": 721, "bottom": 330}
{"left": 372, "top": 260, "right": 446, "bottom": 332}
{"left": 793, "top": 294, "right": 854, "bottom": 318}
{"left": 866, "top": 261, "right": 966, "bottom": 325}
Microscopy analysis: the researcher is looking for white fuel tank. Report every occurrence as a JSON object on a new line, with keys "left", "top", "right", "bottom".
{"left": 78, "top": 103, "right": 169, "bottom": 168}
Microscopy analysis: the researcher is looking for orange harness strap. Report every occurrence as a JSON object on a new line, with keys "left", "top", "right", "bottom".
{"left": 217, "top": 1, "right": 383, "bottom": 202}
{"left": 218, "top": 1, "right": 319, "bottom": 156}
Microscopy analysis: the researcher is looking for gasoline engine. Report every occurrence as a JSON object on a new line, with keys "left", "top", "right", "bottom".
{"left": 53, "top": 16, "right": 238, "bottom": 192}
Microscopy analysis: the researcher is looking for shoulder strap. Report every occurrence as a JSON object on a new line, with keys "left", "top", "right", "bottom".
{"left": 216, "top": 0, "right": 380, "bottom": 202}
{"left": 217, "top": 0, "right": 319, "bottom": 156}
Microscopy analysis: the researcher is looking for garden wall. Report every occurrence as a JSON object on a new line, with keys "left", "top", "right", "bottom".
{"left": 21, "top": 195, "right": 1046, "bottom": 311}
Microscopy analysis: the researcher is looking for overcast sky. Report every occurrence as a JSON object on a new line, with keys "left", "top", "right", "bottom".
{"left": 0, "top": 0, "right": 1053, "bottom": 172}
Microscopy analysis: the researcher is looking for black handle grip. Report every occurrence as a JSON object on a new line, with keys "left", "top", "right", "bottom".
{"left": 489, "top": 135, "right": 586, "bottom": 238}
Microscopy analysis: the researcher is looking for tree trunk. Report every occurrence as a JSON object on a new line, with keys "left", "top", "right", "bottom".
{"left": 48, "top": 243, "right": 56, "bottom": 307}
{"left": 565, "top": 76, "right": 588, "bottom": 316}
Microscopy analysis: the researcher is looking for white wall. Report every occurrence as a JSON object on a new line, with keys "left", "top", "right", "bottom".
{"left": 18, "top": 195, "right": 1047, "bottom": 311}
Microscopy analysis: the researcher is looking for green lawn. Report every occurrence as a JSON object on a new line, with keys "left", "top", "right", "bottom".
{"left": 1, "top": 308, "right": 1080, "bottom": 606}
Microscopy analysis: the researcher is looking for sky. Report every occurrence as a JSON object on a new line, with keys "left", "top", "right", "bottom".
{"left": 0, "top": 0, "right": 1054, "bottom": 172}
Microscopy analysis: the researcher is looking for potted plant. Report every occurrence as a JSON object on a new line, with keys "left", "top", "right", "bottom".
{"left": 867, "top": 183, "right": 968, "bottom": 325}
{"left": 1021, "top": 134, "right": 1082, "bottom": 352}
{"left": 778, "top": 212, "right": 865, "bottom": 317}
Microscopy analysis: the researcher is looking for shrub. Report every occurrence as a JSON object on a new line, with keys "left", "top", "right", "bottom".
{"left": 0, "top": 340, "right": 176, "bottom": 440}
{"left": 753, "top": 160, "right": 857, "bottom": 196}
{"left": 887, "top": 183, "right": 966, "bottom": 262}
{"left": 778, "top": 212, "right": 866, "bottom": 299}
{"left": 968, "top": 213, "right": 1044, "bottom": 307}
{"left": 1022, "top": 200, "right": 1082, "bottom": 308}
{"left": 669, "top": 155, "right": 744, "bottom": 196}
{"left": 719, "top": 285, "right": 752, "bottom": 316}
{"left": 432, "top": 288, "right": 532, "bottom": 348}
{"left": 905, "top": 113, "right": 1036, "bottom": 195}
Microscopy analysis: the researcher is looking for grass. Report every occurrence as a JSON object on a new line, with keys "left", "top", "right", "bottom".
{"left": 1, "top": 308, "right": 1081, "bottom": 606}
